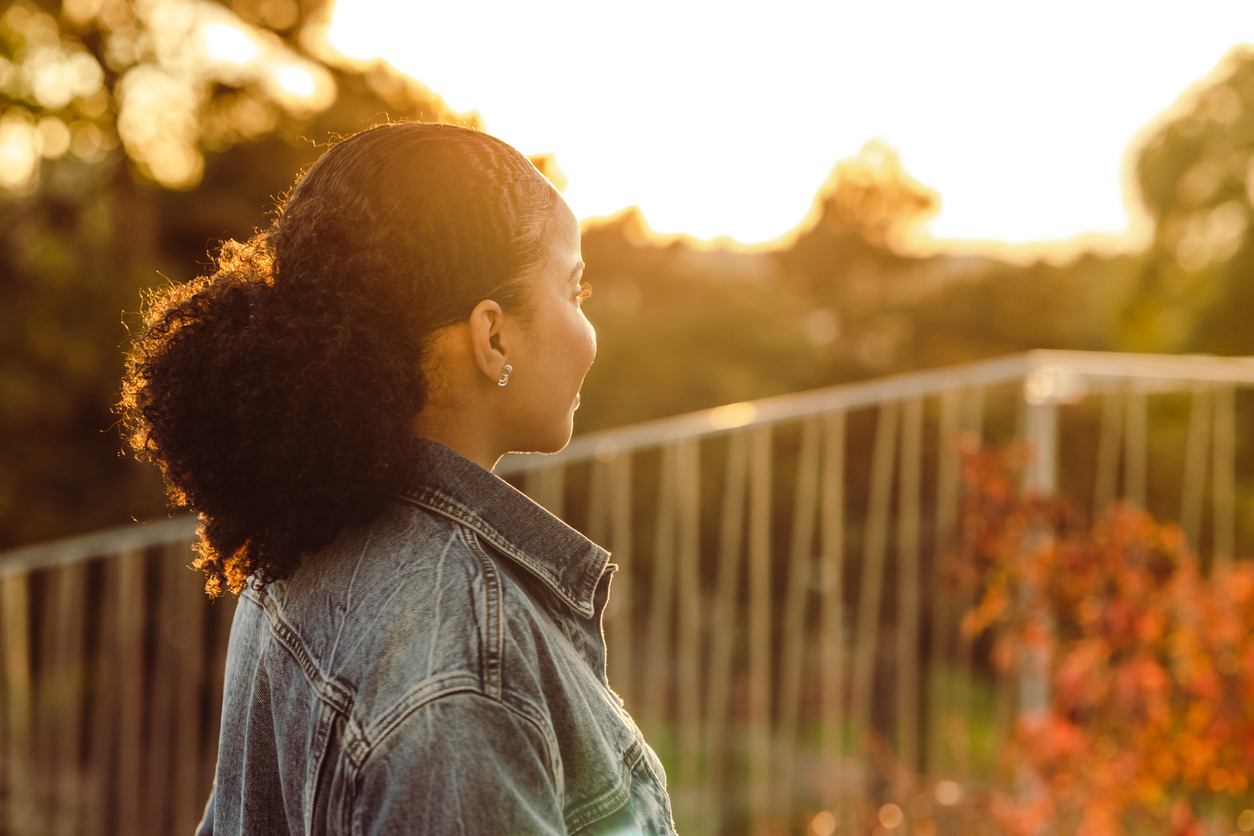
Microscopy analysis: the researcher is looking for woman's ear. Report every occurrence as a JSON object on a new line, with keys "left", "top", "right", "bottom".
{"left": 468, "top": 298, "right": 508, "bottom": 384}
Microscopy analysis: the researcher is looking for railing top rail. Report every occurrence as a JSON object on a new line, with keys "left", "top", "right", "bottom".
{"left": 497, "top": 350, "right": 1254, "bottom": 473}
{"left": 0, "top": 515, "right": 198, "bottom": 579}
{"left": 4, "top": 350, "right": 1253, "bottom": 571}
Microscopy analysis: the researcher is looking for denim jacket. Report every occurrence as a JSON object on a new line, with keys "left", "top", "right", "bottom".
{"left": 198, "top": 438, "right": 677, "bottom": 835}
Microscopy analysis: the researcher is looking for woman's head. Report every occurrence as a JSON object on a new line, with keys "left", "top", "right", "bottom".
{"left": 121, "top": 122, "right": 585, "bottom": 596}
{"left": 276, "top": 123, "right": 559, "bottom": 334}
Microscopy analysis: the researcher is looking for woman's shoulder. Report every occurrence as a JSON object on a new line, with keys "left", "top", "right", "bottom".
{"left": 260, "top": 500, "right": 489, "bottom": 677}
{"left": 271, "top": 497, "right": 460, "bottom": 593}
{"left": 259, "top": 495, "right": 581, "bottom": 715}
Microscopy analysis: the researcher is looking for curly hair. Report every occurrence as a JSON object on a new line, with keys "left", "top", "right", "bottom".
{"left": 120, "top": 122, "right": 560, "bottom": 596}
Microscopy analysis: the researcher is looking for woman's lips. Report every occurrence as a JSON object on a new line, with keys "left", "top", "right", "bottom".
{"left": 574, "top": 392, "right": 581, "bottom": 410}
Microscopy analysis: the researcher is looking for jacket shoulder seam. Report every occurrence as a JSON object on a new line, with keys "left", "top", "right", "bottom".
{"left": 253, "top": 589, "right": 355, "bottom": 717}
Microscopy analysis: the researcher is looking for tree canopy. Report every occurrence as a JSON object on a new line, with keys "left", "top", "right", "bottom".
{"left": 2, "top": 3, "right": 1253, "bottom": 550}
{"left": 0, "top": 0, "right": 476, "bottom": 547}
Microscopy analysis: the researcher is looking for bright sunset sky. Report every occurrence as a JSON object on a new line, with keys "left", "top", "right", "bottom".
{"left": 325, "top": 1, "right": 1254, "bottom": 251}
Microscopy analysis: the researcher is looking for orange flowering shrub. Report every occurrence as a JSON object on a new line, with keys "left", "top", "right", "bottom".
{"left": 956, "top": 447, "right": 1254, "bottom": 836}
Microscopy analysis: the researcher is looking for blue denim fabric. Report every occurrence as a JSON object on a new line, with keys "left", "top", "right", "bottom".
{"left": 197, "top": 438, "right": 676, "bottom": 835}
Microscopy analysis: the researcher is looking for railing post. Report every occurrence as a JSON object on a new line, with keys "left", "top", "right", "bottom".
{"left": 1094, "top": 391, "right": 1123, "bottom": 512}
{"left": 1124, "top": 388, "right": 1147, "bottom": 509}
{"left": 202, "top": 591, "right": 238, "bottom": 803}
{"left": 703, "top": 432, "right": 749, "bottom": 833}
{"left": 1019, "top": 376, "right": 1058, "bottom": 817}
{"left": 145, "top": 548, "right": 180, "bottom": 836}
{"left": 525, "top": 466, "right": 566, "bottom": 520}
{"left": 1181, "top": 387, "right": 1212, "bottom": 550}
{"left": 643, "top": 445, "right": 678, "bottom": 731}
{"left": 1024, "top": 396, "right": 1058, "bottom": 498}
{"left": 674, "top": 439, "right": 702, "bottom": 825}
{"left": 606, "top": 454, "right": 635, "bottom": 707}
{"left": 2, "top": 571, "right": 38, "bottom": 834}
{"left": 1021, "top": 385, "right": 1057, "bottom": 720}
{"left": 116, "top": 548, "right": 146, "bottom": 836}
{"left": 172, "top": 543, "right": 208, "bottom": 834}
{"left": 819, "top": 412, "right": 846, "bottom": 814}
{"left": 587, "top": 458, "right": 610, "bottom": 548}
{"left": 849, "top": 402, "right": 899, "bottom": 789}
{"left": 44, "top": 562, "right": 87, "bottom": 834}
{"left": 1212, "top": 386, "right": 1236, "bottom": 571}
{"left": 953, "top": 388, "right": 984, "bottom": 784}
{"left": 928, "top": 389, "right": 962, "bottom": 781}
{"left": 86, "top": 553, "right": 121, "bottom": 835}
{"left": 775, "top": 417, "right": 822, "bottom": 827}
{"left": 896, "top": 398, "right": 923, "bottom": 791}
{"left": 747, "top": 426, "right": 773, "bottom": 836}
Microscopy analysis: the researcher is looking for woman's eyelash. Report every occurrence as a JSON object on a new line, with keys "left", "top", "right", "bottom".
{"left": 576, "top": 282, "right": 592, "bottom": 301}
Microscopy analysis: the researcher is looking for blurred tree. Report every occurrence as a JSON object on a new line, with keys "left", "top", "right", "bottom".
{"left": 577, "top": 143, "right": 949, "bottom": 433}
{"left": 778, "top": 140, "right": 1142, "bottom": 380}
{"left": 0, "top": 0, "right": 476, "bottom": 548}
{"left": 2, "top": 1, "right": 1251, "bottom": 554}
{"left": 575, "top": 208, "right": 821, "bottom": 431}
{"left": 1122, "top": 45, "right": 1254, "bottom": 355}
{"left": 904, "top": 253, "right": 1139, "bottom": 367}
{"left": 791, "top": 142, "right": 1133, "bottom": 386}
{"left": 575, "top": 139, "right": 1136, "bottom": 438}
{"left": 804, "top": 139, "right": 940, "bottom": 252}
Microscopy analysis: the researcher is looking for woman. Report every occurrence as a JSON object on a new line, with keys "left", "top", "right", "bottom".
{"left": 122, "top": 122, "right": 677, "bottom": 835}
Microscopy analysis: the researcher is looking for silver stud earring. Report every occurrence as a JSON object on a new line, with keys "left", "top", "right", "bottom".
{"left": 497, "top": 364, "right": 513, "bottom": 387}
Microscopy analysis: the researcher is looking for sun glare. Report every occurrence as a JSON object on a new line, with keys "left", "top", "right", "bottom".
{"left": 325, "top": 0, "right": 1254, "bottom": 252}
{"left": 0, "top": 114, "right": 39, "bottom": 194}
{"left": 274, "top": 64, "right": 316, "bottom": 98}
{"left": 201, "top": 22, "right": 260, "bottom": 66}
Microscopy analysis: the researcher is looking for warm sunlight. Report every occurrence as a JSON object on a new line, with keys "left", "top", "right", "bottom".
{"left": 272, "top": 64, "right": 317, "bottom": 99}
{"left": 200, "top": 22, "right": 259, "bottom": 66}
{"left": 324, "top": 0, "right": 1254, "bottom": 253}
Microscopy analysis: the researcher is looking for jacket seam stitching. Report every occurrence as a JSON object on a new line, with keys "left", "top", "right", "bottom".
{"left": 303, "top": 701, "right": 339, "bottom": 836}
{"left": 636, "top": 739, "right": 678, "bottom": 834}
{"left": 363, "top": 672, "right": 484, "bottom": 745}
{"left": 247, "top": 591, "right": 374, "bottom": 769}
{"left": 461, "top": 527, "right": 504, "bottom": 700}
{"left": 359, "top": 688, "right": 561, "bottom": 795}
{"left": 249, "top": 590, "right": 355, "bottom": 717}
{"left": 564, "top": 738, "right": 643, "bottom": 832}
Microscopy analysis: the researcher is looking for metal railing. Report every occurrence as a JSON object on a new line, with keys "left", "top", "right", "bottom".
{"left": 3, "top": 350, "right": 1253, "bottom": 835}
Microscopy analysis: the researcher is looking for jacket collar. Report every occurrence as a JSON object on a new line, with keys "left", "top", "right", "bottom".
{"left": 393, "top": 437, "right": 609, "bottom": 620}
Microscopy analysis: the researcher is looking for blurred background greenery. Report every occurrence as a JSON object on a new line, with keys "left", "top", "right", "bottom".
{"left": 1, "top": 0, "right": 1253, "bottom": 552}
